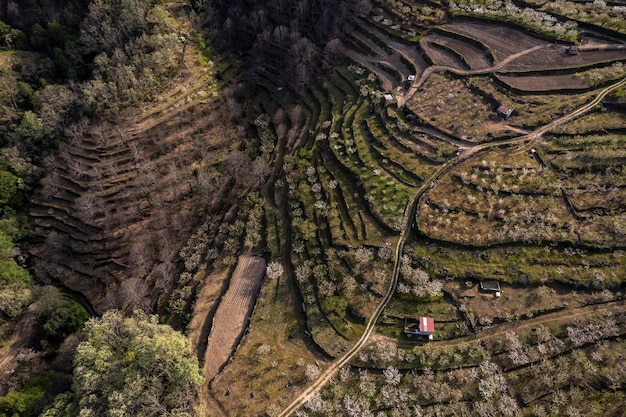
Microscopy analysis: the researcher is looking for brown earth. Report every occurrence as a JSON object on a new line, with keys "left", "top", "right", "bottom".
{"left": 0, "top": 307, "right": 39, "bottom": 394}
{"left": 442, "top": 21, "right": 549, "bottom": 62}
{"left": 446, "top": 281, "right": 604, "bottom": 328}
{"left": 420, "top": 38, "right": 468, "bottom": 69}
{"left": 496, "top": 73, "right": 590, "bottom": 91}
{"left": 26, "top": 2, "right": 236, "bottom": 313}
{"left": 203, "top": 255, "right": 266, "bottom": 382}
{"left": 425, "top": 33, "right": 492, "bottom": 69}
{"left": 501, "top": 47, "right": 626, "bottom": 72}
{"left": 187, "top": 267, "right": 231, "bottom": 362}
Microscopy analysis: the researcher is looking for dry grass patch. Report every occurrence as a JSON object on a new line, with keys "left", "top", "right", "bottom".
{"left": 187, "top": 267, "right": 230, "bottom": 361}
{"left": 210, "top": 258, "right": 326, "bottom": 416}
{"left": 447, "top": 281, "right": 599, "bottom": 327}
{"left": 467, "top": 76, "right": 593, "bottom": 129}
{"left": 497, "top": 73, "right": 590, "bottom": 92}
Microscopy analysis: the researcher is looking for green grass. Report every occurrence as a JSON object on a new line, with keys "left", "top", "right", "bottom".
{"left": 410, "top": 240, "right": 626, "bottom": 289}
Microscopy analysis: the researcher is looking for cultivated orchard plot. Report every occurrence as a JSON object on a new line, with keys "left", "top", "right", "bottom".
{"left": 417, "top": 149, "right": 578, "bottom": 245}
{"left": 526, "top": 0, "right": 626, "bottom": 36}
{"left": 408, "top": 73, "right": 497, "bottom": 141}
{"left": 279, "top": 1, "right": 626, "bottom": 415}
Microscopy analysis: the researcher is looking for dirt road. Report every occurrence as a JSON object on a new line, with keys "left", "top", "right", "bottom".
{"left": 377, "top": 298, "right": 626, "bottom": 349}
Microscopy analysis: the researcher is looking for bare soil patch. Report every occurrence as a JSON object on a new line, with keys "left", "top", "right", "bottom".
{"left": 357, "top": 22, "right": 431, "bottom": 75}
{"left": 446, "top": 281, "right": 597, "bottom": 328}
{"left": 0, "top": 307, "right": 39, "bottom": 394}
{"left": 210, "top": 255, "right": 329, "bottom": 416}
{"left": 423, "top": 33, "right": 492, "bottom": 69}
{"left": 203, "top": 255, "right": 266, "bottom": 382}
{"left": 501, "top": 47, "right": 626, "bottom": 72}
{"left": 496, "top": 73, "right": 590, "bottom": 92}
{"left": 420, "top": 39, "right": 467, "bottom": 69}
{"left": 187, "top": 267, "right": 230, "bottom": 361}
{"left": 444, "top": 21, "right": 549, "bottom": 62}
{"left": 407, "top": 73, "right": 497, "bottom": 141}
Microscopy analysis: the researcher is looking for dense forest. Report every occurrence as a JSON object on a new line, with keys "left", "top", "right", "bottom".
{"left": 204, "top": 0, "right": 372, "bottom": 90}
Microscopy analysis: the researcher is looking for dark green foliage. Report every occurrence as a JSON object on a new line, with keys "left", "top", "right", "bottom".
{"left": 0, "top": 164, "right": 31, "bottom": 320}
{"left": 15, "top": 111, "right": 45, "bottom": 143}
{"left": 53, "top": 47, "right": 76, "bottom": 79}
{"left": 0, "top": 371, "right": 66, "bottom": 417}
{"left": 0, "top": 0, "right": 87, "bottom": 33}
{"left": 0, "top": 233, "right": 14, "bottom": 259}
{"left": 0, "top": 255, "right": 32, "bottom": 318}
{"left": 46, "top": 22, "right": 76, "bottom": 50}
{"left": 39, "top": 393, "right": 77, "bottom": 417}
{"left": 0, "top": 260, "right": 30, "bottom": 286}
{"left": 44, "top": 310, "right": 203, "bottom": 417}
{"left": 0, "top": 386, "right": 45, "bottom": 417}
{"left": 33, "top": 287, "right": 89, "bottom": 343}
{"left": 322, "top": 296, "right": 348, "bottom": 320}
{"left": 191, "top": 0, "right": 205, "bottom": 12}
{"left": 17, "top": 82, "right": 35, "bottom": 109}
{"left": 0, "top": 21, "right": 27, "bottom": 49}
{"left": 43, "top": 302, "right": 88, "bottom": 341}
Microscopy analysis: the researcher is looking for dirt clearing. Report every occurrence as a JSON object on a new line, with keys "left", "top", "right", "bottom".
{"left": 203, "top": 255, "right": 266, "bottom": 382}
{"left": 187, "top": 267, "right": 230, "bottom": 361}
{"left": 497, "top": 73, "right": 590, "bottom": 92}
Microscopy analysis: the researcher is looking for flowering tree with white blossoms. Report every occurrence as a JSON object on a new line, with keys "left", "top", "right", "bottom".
{"left": 449, "top": 0, "right": 578, "bottom": 41}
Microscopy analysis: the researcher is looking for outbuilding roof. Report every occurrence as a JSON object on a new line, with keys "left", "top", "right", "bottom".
{"left": 403, "top": 316, "right": 435, "bottom": 337}
{"left": 480, "top": 281, "right": 501, "bottom": 292}
{"left": 419, "top": 316, "right": 435, "bottom": 334}
{"left": 567, "top": 46, "right": 580, "bottom": 55}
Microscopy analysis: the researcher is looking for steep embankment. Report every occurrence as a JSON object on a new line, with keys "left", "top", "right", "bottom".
{"left": 27, "top": 2, "right": 233, "bottom": 313}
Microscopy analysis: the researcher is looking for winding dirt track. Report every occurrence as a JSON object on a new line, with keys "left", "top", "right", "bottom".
{"left": 277, "top": 75, "right": 626, "bottom": 416}
{"left": 397, "top": 44, "right": 550, "bottom": 107}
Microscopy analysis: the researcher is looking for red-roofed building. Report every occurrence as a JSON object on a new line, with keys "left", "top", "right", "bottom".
{"left": 403, "top": 316, "right": 435, "bottom": 340}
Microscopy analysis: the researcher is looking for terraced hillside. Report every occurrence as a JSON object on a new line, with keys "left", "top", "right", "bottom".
{"left": 27, "top": 2, "right": 255, "bottom": 314}
{"left": 21, "top": 0, "right": 626, "bottom": 416}
{"left": 208, "top": 1, "right": 626, "bottom": 416}
{"left": 29, "top": 79, "right": 229, "bottom": 311}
